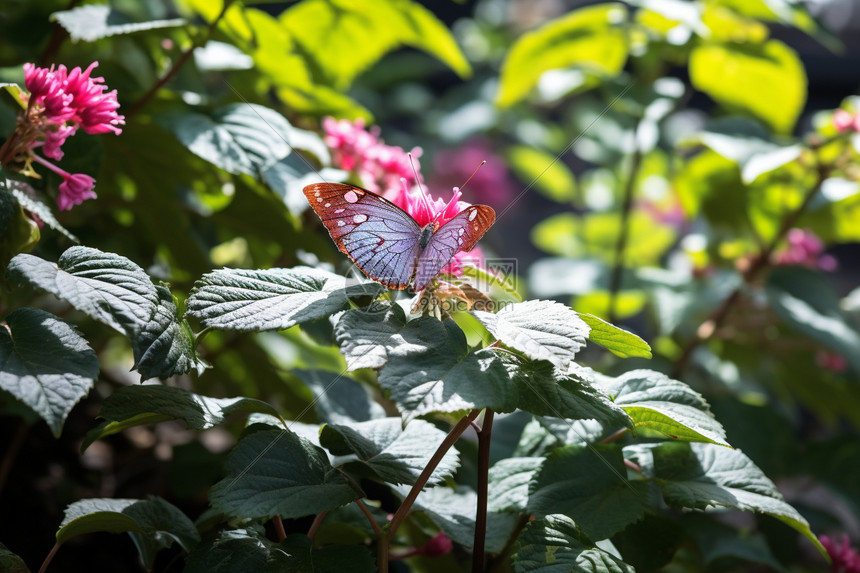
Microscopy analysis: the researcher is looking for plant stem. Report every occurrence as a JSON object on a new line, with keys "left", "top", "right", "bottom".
{"left": 608, "top": 128, "right": 644, "bottom": 324}
{"left": 599, "top": 427, "right": 628, "bottom": 445}
{"left": 672, "top": 166, "right": 829, "bottom": 377}
{"left": 377, "top": 409, "right": 481, "bottom": 573}
{"left": 37, "top": 542, "right": 60, "bottom": 573}
{"left": 354, "top": 499, "right": 382, "bottom": 536}
{"left": 0, "top": 420, "right": 29, "bottom": 499}
{"left": 125, "top": 0, "right": 235, "bottom": 118}
{"left": 307, "top": 511, "right": 327, "bottom": 540}
{"left": 273, "top": 515, "right": 287, "bottom": 541}
{"left": 473, "top": 408, "right": 494, "bottom": 573}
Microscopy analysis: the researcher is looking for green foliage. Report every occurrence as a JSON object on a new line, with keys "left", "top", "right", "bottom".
{"left": 0, "top": 0, "right": 855, "bottom": 571}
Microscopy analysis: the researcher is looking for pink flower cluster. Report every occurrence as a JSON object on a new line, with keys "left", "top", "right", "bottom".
{"left": 775, "top": 228, "right": 837, "bottom": 271}
{"left": 11, "top": 62, "right": 124, "bottom": 210}
{"left": 323, "top": 117, "right": 420, "bottom": 197}
{"left": 323, "top": 117, "right": 486, "bottom": 277}
{"left": 821, "top": 534, "right": 860, "bottom": 573}
{"left": 833, "top": 109, "right": 860, "bottom": 133}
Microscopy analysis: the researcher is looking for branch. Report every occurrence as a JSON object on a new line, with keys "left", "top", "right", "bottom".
{"left": 672, "top": 166, "right": 829, "bottom": 377}
{"left": 473, "top": 409, "right": 494, "bottom": 573}
{"left": 377, "top": 409, "right": 481, "bottom": 573}
{"left": 125, "top": 0, "right": 235, "bottom": 118}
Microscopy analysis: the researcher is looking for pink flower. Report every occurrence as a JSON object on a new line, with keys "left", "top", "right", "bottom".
{"left": 57, "top": 173, "right": 96, "bottom": 211}
{"left": 821, "top": 534, "right": 860, "bottom": 573}
{"left": 775, "top": 228, "right": 837, "bottom": 271}
{"left": 833, "top": 109, "right": 855, "bottom": 133}
{"left": 323, "top": 117, "right": 419, "bottom": 195}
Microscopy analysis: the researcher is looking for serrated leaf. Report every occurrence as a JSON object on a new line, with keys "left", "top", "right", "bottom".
{"left": 164, "top": 104, "right": 293, "bottom": 176}
{"left": 509, "top": 359, "right": 632, "bottom": 430}
{"left": 5, "top": 178, "right": 78, "bottom": 241}
{"left": 601, "top": 369, "right": 730, "bottom": 447}
{"left": 460, "top": 265, "right": 522, "bottom": 302}
{"left": 293, "top": 369, "right": 385, "bottom": 424}
{"left": 397, "top": 485, "right": 519, "bottom": 552}
{"left": 511, "top": 514, "right": 635, "bottom": 572}
{"left": 334, "top": 302, "right": 408, "bottom": 371}
{"left": 133, "top": 286, "right": 205, "bottom": 380}
{"left": 58, "top": 497, "right": 199, "bottom": 568}
{"left": 320, "top": 418, "right": 459, "bottom": 485}
{"left": 652, "top": 441, "right": 826, "bottom": 557}
{"left": 185, "top": 530, "right": 375, "bottom": 573}
{"left": 0, "top": 308, "right": 98, "bottom": 436}
{"left": 487, "top": 457, "right": 542, "bottom": 513}
{"left": 473, "top": 300, "right": 590, "bottom": 369}
{"left": 579, "top": 313, "right": 652, "bottom": 358}
{"left": 210, "top": 428, "right": 361, "bottom": 520}
{"left": 186, "top": 266, "right": 384, "bottom": 332}
{"left": 497, "top": 4, "right": 628, "bottom": 106}
{"left": 8, "top": 247, "right": 159, "bottom": 336}
{"left": 528, "top": 444, "right": 649, "bottom": 540}
{"left": 689, "top": 39, "right": 806, "bottom": 134}
{"left": 82, "top": 385, "right": 283, "bottom": 451}
{"left": 378, "top": 318, "right": 517, "bottom": 421}
{"left": 51, "top": 5, "right": 184, "bottom": 42}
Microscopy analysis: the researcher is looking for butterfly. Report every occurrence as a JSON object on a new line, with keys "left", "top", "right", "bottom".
{"left": 303, "top": 182, "right": 495, "bottom": 291}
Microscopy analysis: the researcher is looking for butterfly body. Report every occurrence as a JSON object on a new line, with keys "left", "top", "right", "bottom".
{"left": 303, "top": 182, "right": 495, "bottom": 291}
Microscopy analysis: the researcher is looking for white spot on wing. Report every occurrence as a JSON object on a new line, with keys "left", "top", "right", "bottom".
{"left": 335, "top": 209, "right": 345, "bottom": 214}
{"left": 458, "top": 228, "right": 464, "bottom": 236}
{"left": 317, "top": 198, "right": 323, "bottom": 202}
{"left": 337, "top": 220, "right": 346, "bottom": 227}
{"left": 325, "top": 203, "right": 331, "bottom": 207}
{"left": 468, "top": 209, "right": 478, "bottom": 221}
{"left": 353, "top": 214, "right": 368, "bottom": 223}
{"left": 458, "top": 238, "right": 463, "bottom": 245}
{"left": 344, "top": 190, "right": 359, "bottom": 203}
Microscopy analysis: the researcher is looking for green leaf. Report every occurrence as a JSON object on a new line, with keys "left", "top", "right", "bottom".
{"left": 472, "top": 300, "right": 590, "bottom": 370}
{"left": 319, "top": 417, "right": 459, "bottom": 485}
{"left": 57, "top": 497, "right": 199, "bottom": 568}
{"left": 0, "top": 541, "right": 30, "bottom": 573}
{"left": 210, "top": 427, "right": 361, "bottom": 520}
{"left": 82, "top": 385, "right": 284, "bottom": 451}
{"left": 460, "top": 265, "right": 522, "bottom": 302}
{"left": 579, "top": 313, "right": 652, "bottom": 358}
{"left": 506, "top": 145, "right": 577, "bottom": 202}
{"left": 689, "top": 39, "right": 807, "bottom": 134}
{"left": 51, "top": 5, "right": 184, "bottom": 42}
{"left": 334, "top": 302, "right": 408, "bottom": 371}
{"left": 511, "top": 514, "right": 635, "bottom": 572}
{"left": 528, "top": 444, "right": 649, "bottom": 540}
{"left": 5, "top": 178, "right": 78, "bottom": 242}
{"left": 652, "top": 441, "right": 826, "bottom": 557}
{"left": 509, "top": 359, "right": 632, "bottom": 429}
{"left": 497, "top": 3, "right": 629, "bottom": 107}
{"left": 766, "top": 266, "right": 860, "bottom": 373}
{"left": 164, "top": 103, "right": 293, "bottom": 176}
{"left": 281, "top": 0, "right": 470, "bottom": 90}
{"left": 0, "top": 83, "right": 26, "bottom": 110}
{"left": 7, "top": 247, "right": 159, "bottom": 336}
{"left": 133, "top": 286, "right": 205, "bottom": 380}
{"left": 601, "top": 369, "right": 730, "bottom": 446}
{"left": 187, "top": 529, "right": 375, "bottom": 573}
{"left": 487, "top": 457, "right": 542, "bottom": 513}
{"left": 263, "top": 154, "right": 347, "bottom": 215}
{"left": 0, "top": 308, "right": 98, "bottom": 436}
{"left": 293, "top": 369, "right": 385, "bottom": 424}
{"left": 399, "top": 485, "right": 519, "bottom": 552}
{"left": 186, "top": 267, "right": 384, "bottom": 332}
{"left": 378, "top": 318, "right": 517, "bottom": 420}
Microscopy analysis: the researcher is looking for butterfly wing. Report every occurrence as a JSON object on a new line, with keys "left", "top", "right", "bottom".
{"left": 413, "top": 205, "right": 495, "bottom": 291}
{"left": 303, "top": 183, "right": 422, "bottom": 289}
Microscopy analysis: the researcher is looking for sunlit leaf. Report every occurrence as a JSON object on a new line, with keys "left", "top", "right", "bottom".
{"left": 0, "top": 308, "right": 98, "bottom": 436}
{"left": 579, "top": 313, "right": 652, "bottom": 358}
{"left": 51, "top": 5, "right": 184, "bottom": 42}
{"left": 506, "top": 145, "right": 577, "bottom": 202}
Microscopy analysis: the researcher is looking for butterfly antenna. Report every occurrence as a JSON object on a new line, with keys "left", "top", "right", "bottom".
{"left": 459, "top": 160, "right": 486, "bottom": 194}
{"left": 408, "top": 152, "right": 433, "bottom": 214}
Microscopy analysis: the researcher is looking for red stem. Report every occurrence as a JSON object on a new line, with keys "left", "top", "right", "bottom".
{"left": 307, "top": 511, "right": 327, "bottom": 540}
{"left": 472, "top": 409, "right": 494, "bottom": 573}
{"left": 273, "top": 515, "right": 286, "bottom": 541}
{"left": 37, "top": 542, "right": 60, "bottom": 573}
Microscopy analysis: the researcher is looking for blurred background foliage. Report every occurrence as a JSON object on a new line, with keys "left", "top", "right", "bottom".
{"left": 1, "top": 0, "right": 860, "bottom": 571}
